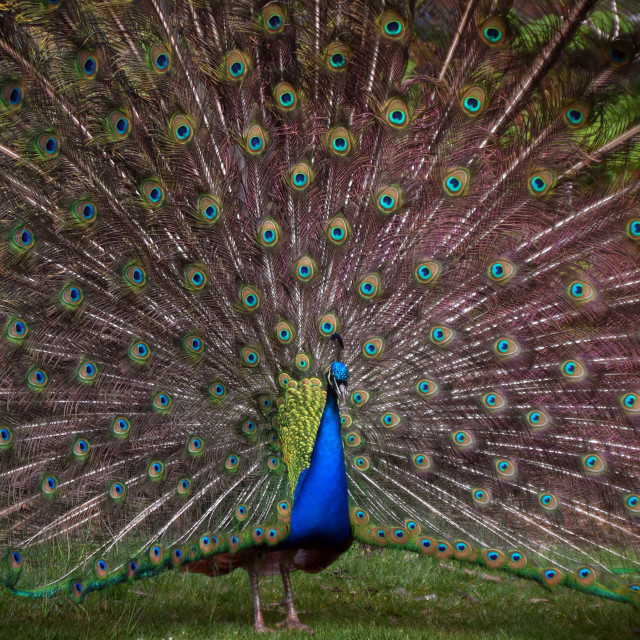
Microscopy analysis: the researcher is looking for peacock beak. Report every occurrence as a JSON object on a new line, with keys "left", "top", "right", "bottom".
{"left": 337, "top": 383, "right": 347, "bottom": 404}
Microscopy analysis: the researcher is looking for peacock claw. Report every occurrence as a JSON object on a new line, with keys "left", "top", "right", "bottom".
{"left": 275, "top": 619, "right": 314, "bottom": 633}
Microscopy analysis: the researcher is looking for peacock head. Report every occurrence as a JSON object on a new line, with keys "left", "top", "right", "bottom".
{"left": 327, "top": 361, "right": 349, "bottom": 404}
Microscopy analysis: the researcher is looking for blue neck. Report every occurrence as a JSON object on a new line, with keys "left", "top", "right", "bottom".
{"left": 287, "top": 387, "right": 351, "bottom": 548}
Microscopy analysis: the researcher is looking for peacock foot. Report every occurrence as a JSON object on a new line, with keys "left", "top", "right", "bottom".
{"left": 253, "top": 622, "right": 276, "bottom": 633}
{"left": 275, "top": 618, "right": 314, "bottom": 633}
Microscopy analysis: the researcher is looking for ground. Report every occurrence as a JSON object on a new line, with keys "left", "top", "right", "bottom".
{"left": 1, "top": 545, "right": 637, "bottom": 639}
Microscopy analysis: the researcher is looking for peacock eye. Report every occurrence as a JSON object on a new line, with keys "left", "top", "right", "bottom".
{"left": 328, "top": 126, "right": 352, "bottom": 155}
{"left": 109, "top": 481, "right": 126, "bottom": 501}
{"left": 60, "top": 283, "right": 84, "bottom": 308}
{"left": 326, "top": 42, "right": 349, "bottom": 70}
{"left": 479, "top": 17, "right": 507, "bottom": 46}
{"left": 72, "top": 438, "right": 91, "bottom": 460}
{"left": 294, "top": 352, "right": 311, "bottom": 371}
{"left": 11, "top": 224, "right": 34, "bottom": 253}
{"left": 277, "top": 372, "right": 291, "bottom": 389}
{"left": 245, "top": 123, "right": 267, "bottom": 154}
{"left": 77, "top": 51, "right": 98, "bottom": 78}
{"left": 317, "top": 312, "right": 340, "bottom": 336}
{"left": 183, "top": 334, "right": 204, "bottom": 355}
{"left": 620, "top": 392, "right": 640, "bottom": 413}
{"left": 262, "top": 3, "right": 285, "bottom": 32}
{"left": 150, "top": 44, "right": 171, "bottom": 72}
{"left": 77, "top": 360, "right": 98, "bottom": 384}
{"left": 528, "top": 170, "right": 554, "bottom": 196}
{"left": 208, "top": 381, "right": 227, "bottom": 401}
{"left": 241, "top": 346, "right": 261, "bottom": 367}
{"left": 111, "top": 416, "right": 131, "bottom": 438}
{"left": 380, "top": 412, "right": 400, "bottom": 429}
{"left": 258, "top": 219, "right": 281, "bottom": 248}
{"left": 141, "top": 179, "right": 164, "bottom": 207}
{"left": 108, "top": 111, "right": 131, "bottom": 139}
{"left": 294, "top": 255, "right": 318, "bottom": 282}
{"left": 560, "top": 358, "right": 586, "bottom": 381}
{"left": 171, "top": 114, "right": 193, "bottom": 143}
{"left": 129, "top": 340, "right": 151, "bottom": 363}
{"left": 26, "top": 366, "right": 48, "bottom": 391}
{"left": 575, "top": 567, "right": 596, "bottom": 585}
{"left": 185, "top": 264, "right": 207, "bottom": 290}
{"left": 362, "top": 337, "right": 384, "bottom": 359}
{"left": 267, "top": 456, "right": 280, "bottom": 470}
{"left": 472, "top": 488, "right": 490, "bottom": 504}
{"left": 37, "top": 132, "right": 59, "bottom": 157}
{"left": 380, "top": 10, "right": 405, "bottom": 39}
{"left": 123, "top": 263, "right": 147, "bottom": 288}
{"left": 495, "top": 458, "right": 516, "bottom": 477}
{"left": 187, "top": 436, "right": 204, "bottom": 456}
{"left": 275, "top": 320, "right": 295, "bottom": 344}
{"left": 460, "top": 86, "right": 486, "bottom": 116}
{"left": 2, "top": 81, "right": 22, "bottom": 109}
{"left": 581, "top": 453, "right": 606, "bottom": 474}
{"left": 451, "top": 430, "right": 474, "bottom": 448}
{"left": 42, "top": 475, "right": 59, "bottom": 495}
{"left": 416, "top": 378, "right": 439, "bottom": 398}
{"left": 625, "top": 493, "right": 640, "bottom": 514}
{"left": 414, "top": 260, "right": 440, "bottom": 284}
{"left": 443, "top": 168, "right": 469, "bottom": 196}
{"left": 429, "top": 325, "right": 453, "bottom": 345}
{"left": 239, "top": 284, "right": 261, "bottom": 312}
{"left": 383, "top": 99, "right": 409, "bottom": 128}
{"left": 275, "top": 81, "right": 297, "bottom": 110}
{"left": 344, "top": 431, "right": 362, "bottom": 448}
{"left": 481, "top": 391, "right": 506, "bottom": 411}
{"left": 487, "top": 259, "right": 515, "bottom": 283}
{"left": 493, "top": 337, "right": 519, "bottom": 357}
{"left": 606, "top": 40, "right": 632, "bottom": 68}
{"left": 353, "top": 455, "right": 370, "bottom": 471}
{"left": 327, "top": 216, "right": 350, "bottom": 245}
{"left": 0, "top": 426, "right": 13, "bottom": 450}
{"left": 525, "top": 408, "right": 551, "bottom": 430}
{"left": 538, "top": 492, "right": 558, "bottom": 511}
{"left": 289, "top": 161, "right": 312, "bottom": 190}
{"left": 567, "top": 280, "right": 596, "bottom": 303}
{"left": 147, "top": 460, "right": 165, "bottom": 480}
{"left": 350, "top": 389, "right": 370, "bottom": 407}
{"left": 151, "top": 391, "right": 172, "bottom": 413}
{"left": 358, "top": 273, "right": 382, "bottom": 299}
{"left": 377, "top": 185, "right": 401, "bottom": 213}
{"left": 626, "top": 218, "right": 640, "bottom": 240}
{"left": 5, "top": 316, "right": 28, "bottom": 342}
{"left": 226, "top": 50, "right": 249, "bottom": 80}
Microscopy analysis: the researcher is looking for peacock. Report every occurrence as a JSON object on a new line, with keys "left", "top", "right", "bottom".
{"left": 1, "top": 0, "right": 640, "bottom": 633}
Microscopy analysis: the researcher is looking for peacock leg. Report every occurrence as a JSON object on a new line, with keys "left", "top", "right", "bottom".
{"left": 247, "top": 553, "right": 273, "bottom": 633}
{"left": 276, "top": 550, "right": 313, "bottom": 633}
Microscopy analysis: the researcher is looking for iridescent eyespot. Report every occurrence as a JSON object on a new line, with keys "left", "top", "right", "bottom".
{"left": 353, "top": 455, "right": 370, "bottom": 471}
{"left": 127, "top": 560, "right": 139, "bottom": 579}
{"left": 566, "top": 280, "right": 596, "bottom": 303}
{"left": 435, "top": 541, "right": 453, "bottom": 559}
{"left": 71, "top": 198, "right": 97, "bottom": 225}
{"left": 152, "top": 390, "right": 172, "bottom": 414}
{"left": 258, "top": 219, "right": 281, "bottom": 247}
{"left": 542, "top": 568, "right": 563, "bottom": 586}
{"left": 294, "top": 352, "right": 311, "bottom": 371}
{"left": 480, "top": 17, "right": 507, "bottom": 47}
{"left": 245, "top": 123, "right": 267, "bottom": 154}
{"left": 242, "top": 419, "right": 257, "bottom": 435}
{"left": 326, "top": 41, "right": 349, "bottom": 70}
{"left": 493, "top": 337, "right": 519, "bottom": 357}
{"left": 350, "top": 389, "right": 370, "bottom": 407}
{"left": 123, "top": 263, "right": 147, "bottom": 288}
{"left": 377, "top": 186, "right": 401, "bottom": 213}
{"left": 383, "top": 99, "right": 409, "bottom": 128}
{"left": 429, "top": 325, "right": 453, "bottom": 345}
{"left": 419, "top": 538, "right": 435, "bottom": 554}
{"left": 626, "top": 219, "right": 640, "bottom": 240}
{"left": 37, "top": 132, "right": 59, "bottom": 157}
{"left": 60, "top": 283, "right": 83, "bottom": 308}
{"left": 108, "top": 111, "right": 131, "bottom": 139}
{"left": 258, "top": 395, "right": 273, "bottom": 411}
{"left": 414, "top": 260, "right": 440, "bottom": 284}
{"left": 482, "top": 549, "right": 506, "bottom": 568}
{"left": 472, "top": 488, "right": 490, "bottom": 504}
{"left": 11, "top": 224, "right": 34, "bottom": 252}
{"left": 416, "top": 378, "right": 438, "bottom": 398}
{"left": 5, "top": 317, "right": 28, "bottom": 343}
{"left": 171, "top": 114, "right": 193, "bottom": 143}
{"left": 327, "top": 215, "right": 350, "bottom": 245}
{"left": 460, "top": 87, "right": 486, "bottom": 117}
{"left": 294, "top": 255, "right": 317, "bottom": 282}
{"left": 26, "top": 366, "right": 48, "bottom": 391}
{"left": 275, "top": 81, "right": 296, "bottom": 110}
{"left": 453, "top": 540, "right": 473, "bottom": 559}
{"left": 575, "top": 566, "right": 596, "bottom": 586}
{"left": 581, "top": 453, "right": 606, "bottom": 474}
{"left": 443, "top": 168, "right": 469, "bottom": 196}
{"left": 606, "top": 40, "right": 632, "bottom": 68}
{"left": 358, "top": 273, "right": 381, "bottom": 299}
{"left": 624, "top": 493, "right": 640, "bottom": 514}
{"left": 528, "top": 170, "right": 554, "bottom": 196}
{"left": 538, "top": 492, "right": 558, "bottom": 511}
{"left": 525, "top": 409, "right": 551, "bottom": 430}
{"left": 630, "top": 584, "right": 640, "bottom": 592}
{"left": 171, "top": 548, "right": 185, "bottom": 566}
{"left": 72, "top": 438, "right": 91, "bottom": 461}
{"left": 150, "top": 44, "right": 171, "bottom": 73}
{"left": 563, "top": 101, "right": 589, "bottom": 129}
{"left": 481, "top": 391, "right": 506, "bottom": 411}
{"left": 185, "top": 264, "right": 207, "bottom": 290}
{"left": 487, "top": 259, "right": 515, "bottom": 283}
{"left": 41, "top": 475, "right": 58, "bottom": 495}
{"left": 183, "top": 334, "right": 204, "bottom": 356}
{"left": 362, "top": 337, "right": 384, "bottom": 359}
{"left": 2, "top": 81, "right": 22, "bottom": 109}
{"left": 507, "top": 550, "right": 527, "bottom": 569}
{"left": 142, "top": 179, "right": 164, "bottom": 207}
{"left": 177, "top": 478, "right": 191, "bottom": 495}
{"left": 328, "top": 126, "right": 352, "bottom": 155}
{"left": 95, "top": 558, "right": 108, "bottom": 577}
{"left": 109, "top": 480, "right": 126, "bottom": 501}
{"left": 621, "top": 392, "right": 640, "bottom": 413}
{"left": 380, "top": 10, "right": 405, "bottom": 39}
{"left": 187, "top": 436, "right": 204, "bottom": 456}
{"left": 129, "top": 340, "right": 151, "bottom": 364}
{"left": 147, "top": 460, "right": 165, "bottom": 481}
{"left": 197, "top": 194, "right": 222, "bottom": 225}
{"left": 451, "top": 430, "right": 474, "bottom": 448}
{"left": 239, "top": 284, "right": 261, "bottom": 312}
{"left": 77, "top": 360, "right": 98, "bottom": 384}
{"left": 289, "top": 161, "right": 312, "bottom": 191}
{"left": 0, "top": 426, "right": 13, "bottom": 450}
{"left": 277, "top": 372, "right": 291, "bottom": 389}
{"left": 494, "top": 458, "right": 516, "bottom": 478}
{"left": 208, "top": 381, "right": 227, "bottom": 401}
{"left": 560, "top": 358, "right": 586, "bottom": 381}
{"left": 318, "top": 312, "right": 340, "bottom": 337}
{"left": 267, "top": 456, "right": 280, "bottom": 470}
{"left": 263, "top": 3, "right": 285, "bottom": 32}
{"left": 274, "top": 320, "right": 295, "bottom": 345}
{"left": 241, "top": 346, "right": 260, "bottom": 367}
{"left": 380, "top": 412, "right": 400, "bottom": 428}
{"left": 111, "top": 416, "right": 131, "bottom": 438}
{"left": 345, "top": 432, "right": 362, "bottom": 448}
{"left": 277, "top": 501, "right": 290, "bottom": 518}
{"left": 226, "top": 50, "right": 249, "bottom": 80}
{"left": 77, "top": 51, "right": 98, "bottom": 78}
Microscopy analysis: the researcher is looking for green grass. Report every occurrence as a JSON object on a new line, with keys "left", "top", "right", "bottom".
{"left": 1, "top": 546, "right": 638, "bottom": 640}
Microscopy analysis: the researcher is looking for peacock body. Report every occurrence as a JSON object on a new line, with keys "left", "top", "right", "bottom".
{"left": 1, "top": 0, "right": 640, "bottom": 631}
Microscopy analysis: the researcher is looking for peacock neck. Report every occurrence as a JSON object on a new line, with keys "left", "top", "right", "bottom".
{"left": 287, "top": 387, "right": 351, "bottom": 548}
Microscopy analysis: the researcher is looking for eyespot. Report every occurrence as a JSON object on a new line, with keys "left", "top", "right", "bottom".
{"left": 358, "top": 273, "right": 382, "bottom": 299}
{"left": 276, "top": 372, "right": 291, "bottom": 389}
{"left": 171, "top": 114, "right": 193, "bottom": 143}
{"left": 111, "top": 416, "right": 131, "bottom": 439}
{"left": 200, "top": 534, "right": 219, "bottom": 554}
{"left": 494, "top": 458, "right": 517, "bottom": 478}
{"left": 242, "top": 418, "right": 257, "bottom": 435}
{"left": 435, "top": 541, "right": 453, "bottom": 560}
{"left": 404, "top": 519, "right": 420, "bottom": 536}
{"left": 525, "top": 409, "right": 551, "bottom": 431}
{"left": 482, "top": 549, "right": 506, "bottom": 568}
{"left": 147, "top": 460, "right": 165, "bottom": 481}
{"left": 2, "top": 81, "right": 22, "bottom": 109}
{"left": 4, "top": 316, "right": 28, "bottom": 343}
{"left": 626, "top": 218, "right": 640, "bottom": 240}
{"left": 263, "top": 3, "right": 285, "bottom": 32}
{"left": 472, "top": 488, "right": 491, "bottom": 504}
{"left": 294, "top": 255, "right": 317, "bottom": 282}
{"left": 234, "top": 504, "right": 249, "bottom": 521}
{"left": 11, "top": 224, "right": 34, "bottom": 252}
{"left": 414, "top": 260, "right": 440, "bottom": 284}
{"left": 294, "top": 352, "right": 311, "bottom": 371}
{"left": 265, "top": 526, "right": 283, "bottom": 546}
{"left": 237, "top": 284, "right": 261, "bottom": 313}
{"left": 606, "top": 40, "right": 633, "bottom": 68}
{"left": 142, "top": 179, "right": 164, "bottom": 207}
{"left": 37, "top": 133, "right": 59, "bottom": 157}
{"left": 258, "top": 395, "right": 273, "bottom": 412}
{"left": 418, "top": 538, "right": 435, "bottom": 554}
{"left": 0, "top": 426, "right": 13, "bottom": 450}
{"left": 108, "top": 111, "right": 131, "bottom": 139}
{"left": 148, "top": 545, "right": 164, "bottom": 566}
{"left": 328, "top": 126, "right": 352, "bottom": 156}
{"left": 72, "top": 438, "right": 91, "bottom": 461}
{"left": 245, "top": 123, "right": 267, "bottom": 155}
{"left": 452, "top": 540, "right": 474, "bottom": 559}
{"left": 60, "top": 283, "right": 83, "bottom": 308}
{"left": 460, "top": 87, "right": 486, "bottom": 117}
{"left": 481, "top": 391, "right": 506, "bottom": 411}
{"left": 380, "top": 412, "right": 400, "bottom": 429}
{"left": 581, "top": 453, "right": 606, "bottom": 475}
{"left": 344, "top": 431, "right": 362, "bottom": 448}
{"left": 507, "top": 550, "right": 527, "bottom": 569}
{"left": 275, "top": 81, "right": 297, "bottom": 110}
{"left": 289, "top": 161, "right": 312, "bottom": 191}
{"left": 479, "top": 17, "right": 507, "bottom": 47}
{"left": 383, "top": 99, "right": 409, "bottom": 128}
{"left": 196, "top": 194, "right": 222, "bottom": 225}
{"left": 226, "top": 50, "right": 249, "bottom": 80}
{"left": 26, "top": 366, "right": 48, "bottom": 391}
{"left": 451, "top": 430, "right": 474, "bottom": 448}
{"left": 182, "top": 334, "right": 204, "bottom": 357}
{"left": 258, "top": 219, "right": 281, "bottom": 247}
{"left": 274, "top": 320, "right": 295, "bottom": 344}
{"left": 560, "top": 359, "right": 586, "bottom": 381}
{"left": 109, "top": 480, "right": 126, "bottom": 501}
{"left": 443, "top": 168, "right": 469, "bottom": 196}
{"left": 185, "top": 436, "right": 203, "bottom": 457}
{"left": 185, "top": 264, "right": 207, "bottom": 290}
{"left": 77, "top": 360, "right": 98, "bottom": 384}
{"left": 487, "top": 259, "right": 515, "bottom": 283}
{"left": 150, "top": 44, "right": 171, "bottom": 73}
{"left": 152, "top": 390, "right": 173, "bottom": 414}
{"left": 277, "top": 500, "right": 290, "bottom": 517}
{"left": 430, "top": 325, "right": 453, "bottom": 345}
{"left": 127, "top": 560, "right": 139, "bottom": 579}
{"left": 542, "top": 568, "right": 563, "bottom": 586}
{"left": 624, "top": 493, "right": 640, "bottom": 514}
{"left": 350, "top": 389, "right": 370, "bottom": 407}
{"left": 128, "top": 340, "right": 151, "bottom": 364}
{"left": 208, "top": 381, "right": 227, "bottom": 401}
{"left": 563, "top": 101, "right": 589, "bottom": 129}
{"left": 267, "top": 455, "right": 281, "bottom": 470}
{"left": 123, "top": 263, "right": 147, "bottom": 288}
{"left": 493, "top": 337, "right": 519, "bottom": 357}
{"left": 620, "top": 392, "right": 640, "bottom": 413}
{"left": 95, "top": 558, "right": 108, "bottom": 578}
{"left": 326, "top": 41, "right": 349, "bottom": 70}
{"left": 380, "top": 10, "right": 405, "bottom": 39}
{"left": 528, "top": 170, "right": 554, "bottom": 196}
{"left": 377, "top": 186, "right": 401, "bottom": 213}
{"left": 177, "top": 478, "right": 191, "bottom": 495}
{"left": 411, "top": 453, "right": 432, "bottom": 470}
{"left": 75, "top": 50, "right": 98, "bottom": 79}
{"left": 416, "top": 378, "right": 439, "bottom": 398}
{"left": 353, "top": 455, "right": 370, "bottom": 471}
{"left": 575, "top": 566, "right": 596, "bottom": 586}
{"left": 538, "top": 492, "right": 559, "bottom": 511}
{"left": 326, "top": 215, "right": 350, "bottom": 246}
{"left": 317, "top": 312, "right": 340, "bottom": 337}
{"left": 362, "top": 337, "right": 384, "bottom": 359}
{"left": 241, "top": 346, "right": 261, "bottom": 367}
{"left": 630, "top": 584, "right": 640, "bottom": 592}
{"left": 72, "top": 198, "right": 97, "bottom": 225}
{"left": 171, "top": 548, "right": 185, "bottom": 567}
